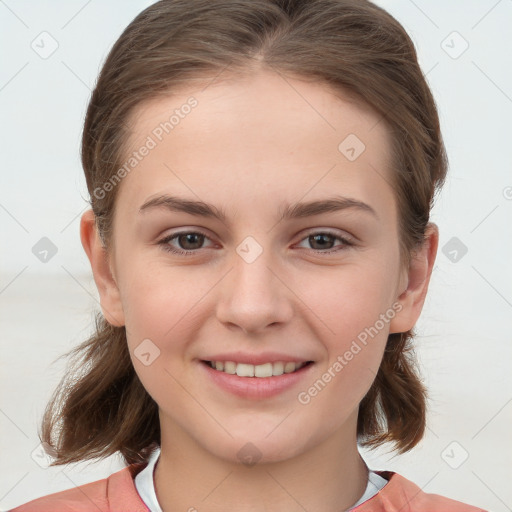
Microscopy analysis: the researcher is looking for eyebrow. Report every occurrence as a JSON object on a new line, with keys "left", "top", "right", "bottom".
{"left": 139, "top": 194, "right": 378, "bottom": 222}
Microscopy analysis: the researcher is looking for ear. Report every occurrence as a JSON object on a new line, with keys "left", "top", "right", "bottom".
{"left": 389, "top": 222, "right": 439, "bottom": 334}
{"left": 80, "top": 209, "right": 125, "bottom": 327}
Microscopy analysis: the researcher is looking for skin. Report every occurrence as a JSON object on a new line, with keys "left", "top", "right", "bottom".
{"left": 81, "top": 68, "right": 438, "bottom": 511}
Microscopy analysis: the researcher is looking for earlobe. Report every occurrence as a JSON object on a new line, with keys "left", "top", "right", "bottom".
{"left": 80, "top": 209, "right": 125, "bottom": 327}
{"left": 389, "top": 223, "right": 439, "bottom": 334}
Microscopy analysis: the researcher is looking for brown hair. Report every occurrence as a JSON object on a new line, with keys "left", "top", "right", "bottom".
{"left": 40, "top": 0, "right": 448, "bottom": 467}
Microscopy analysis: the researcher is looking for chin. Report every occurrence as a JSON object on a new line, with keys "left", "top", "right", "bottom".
{"left": 202, "top": 433, "right": 308, "bottom": 467}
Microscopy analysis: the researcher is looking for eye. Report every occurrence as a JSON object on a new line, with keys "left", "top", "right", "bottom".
{"left": 295, "top": 230, "right": 355, "bottom": 253}
{"left": 157, "top": 229, "right": 355, "bottom": 256}
{"left": 158, "top": 230, "right": 214, "bottom": 255}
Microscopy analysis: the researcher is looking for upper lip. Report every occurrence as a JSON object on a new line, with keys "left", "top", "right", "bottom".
{"left": 200, "top": 351, "right": 313, "bottom": 366}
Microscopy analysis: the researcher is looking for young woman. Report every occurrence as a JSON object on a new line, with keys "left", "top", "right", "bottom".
{"left": 11, "top": 0, "right": 487, "bottom": 510}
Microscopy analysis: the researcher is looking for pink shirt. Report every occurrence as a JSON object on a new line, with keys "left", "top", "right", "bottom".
{"left": 10, "top": 464, "right": 487, "bottom": 511}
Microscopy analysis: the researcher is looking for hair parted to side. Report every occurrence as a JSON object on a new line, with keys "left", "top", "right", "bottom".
{"left": 39, "top": 0, "right": 448, "bottom": 467}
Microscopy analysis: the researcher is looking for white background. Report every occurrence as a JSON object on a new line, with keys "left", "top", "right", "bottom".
{"left": 1, "top": 0, "right": 511, "bottom": 510}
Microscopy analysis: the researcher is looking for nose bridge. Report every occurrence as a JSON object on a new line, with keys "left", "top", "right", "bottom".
{"left": 215, "top": 238, "right": 293, "bottom": 332}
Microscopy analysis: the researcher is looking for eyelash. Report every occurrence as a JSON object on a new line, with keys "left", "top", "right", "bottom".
{"left": 157, "top": 229, "right": 355, "bottom": 256}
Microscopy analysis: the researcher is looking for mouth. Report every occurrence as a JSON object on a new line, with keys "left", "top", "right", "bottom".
{"left": 201, "top": 360, "right": 314, "bottom": 377}
{"left": 199, "top": 358, "right": 315, "bottom": 400}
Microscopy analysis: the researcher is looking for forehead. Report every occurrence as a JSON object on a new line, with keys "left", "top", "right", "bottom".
{"left": 116, "top": 70, "right": 396, "bottom": 223}
{"left": 125, "top": 70, "right": 386, "bottom": 148}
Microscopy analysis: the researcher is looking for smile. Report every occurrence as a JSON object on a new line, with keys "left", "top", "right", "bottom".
{"left": 203, "top": 360, "right": 312, "bottom": 377}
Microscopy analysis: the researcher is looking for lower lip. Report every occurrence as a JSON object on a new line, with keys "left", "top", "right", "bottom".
{"left": 198, "top": 360, "right": 315, "bottom": 400}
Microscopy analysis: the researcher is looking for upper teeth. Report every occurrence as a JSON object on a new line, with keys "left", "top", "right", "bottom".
{"left": 208, "top": 361, "right": 307, "bottom": 377}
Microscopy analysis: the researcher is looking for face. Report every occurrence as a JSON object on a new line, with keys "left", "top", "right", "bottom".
{"left": 100, "top": 69, "right": 412, "bottom": 464}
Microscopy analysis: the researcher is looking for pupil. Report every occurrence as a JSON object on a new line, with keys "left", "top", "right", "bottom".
{"left": 180, "top": 233, "right": 203, "bottom": 250}
{"left": 311, "top": 234, "right": 333, "bottom": 249}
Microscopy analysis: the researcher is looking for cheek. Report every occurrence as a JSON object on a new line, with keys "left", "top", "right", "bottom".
{"left": 120, "top": 267, "right": 218, "bottom": 400}
{"left": 122, "top": 291, "right": 193, "bottom": 413}
{"left": 296, "top": 274, "right": 392, "bottom": 421}
{"left": 301, "top": 262, "right": 396, "bottom": 395}
{"left": 120, "top": 263, "right": 212, "bottom": 343}
{"left": 307, "top": 261, "right": 399, "bottom": 340}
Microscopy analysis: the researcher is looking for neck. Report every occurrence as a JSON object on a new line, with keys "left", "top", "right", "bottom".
{"left": 153, "top": 410, "right": 369, "bottom": 512}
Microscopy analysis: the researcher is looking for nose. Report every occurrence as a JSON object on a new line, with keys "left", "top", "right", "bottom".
{"left": 215, "top": 247, "right": 294, "bottom": 335}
